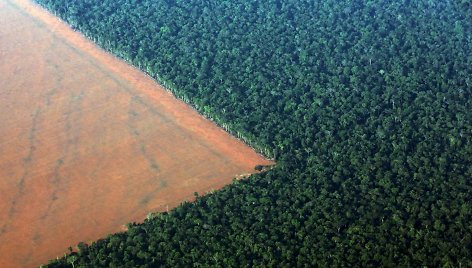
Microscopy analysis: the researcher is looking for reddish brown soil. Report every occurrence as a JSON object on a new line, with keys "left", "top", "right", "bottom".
{"left": 0, "top": 0, "right": 273, "bottom": 267}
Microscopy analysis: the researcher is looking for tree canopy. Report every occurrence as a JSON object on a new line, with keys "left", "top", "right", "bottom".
{"left": 34, "top": 0, "right": 472, "bottom": 266}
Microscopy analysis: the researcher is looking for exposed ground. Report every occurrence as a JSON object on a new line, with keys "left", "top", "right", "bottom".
{"left": 0, "top": 0, "right": 273, "bottom": 267}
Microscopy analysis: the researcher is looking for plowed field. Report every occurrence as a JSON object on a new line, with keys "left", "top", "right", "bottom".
{"left": 0, "top": 0, "right": 272, "bottom": 267}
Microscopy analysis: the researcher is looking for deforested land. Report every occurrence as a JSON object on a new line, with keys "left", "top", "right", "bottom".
{"left": 0, "top": 0, "right": 272, "bottom": 267}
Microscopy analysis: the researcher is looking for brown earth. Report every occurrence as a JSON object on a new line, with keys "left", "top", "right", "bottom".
{"left": 0, "top": 0, "right": 273, "bottom": 267}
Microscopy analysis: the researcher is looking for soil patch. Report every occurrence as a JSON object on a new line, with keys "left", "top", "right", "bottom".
{"left": 0, "top": 0, "right": 272, "bottom": 267}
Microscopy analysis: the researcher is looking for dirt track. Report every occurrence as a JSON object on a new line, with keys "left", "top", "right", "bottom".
{"left": 0, "top": 0, "right": 272, "bottom": 267}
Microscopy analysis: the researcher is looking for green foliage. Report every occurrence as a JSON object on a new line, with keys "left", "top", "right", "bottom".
{"left": 35, "top": 0, "right": 472, "bottom": 267}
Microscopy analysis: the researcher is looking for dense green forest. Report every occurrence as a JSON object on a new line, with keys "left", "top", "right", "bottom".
{"left": 33, "top": 0, "right": 472, "bottom": 266}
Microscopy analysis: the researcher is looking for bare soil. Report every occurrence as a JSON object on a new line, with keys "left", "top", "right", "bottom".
{"left": 0, "top": 0, "right": 273, "bottom": 267}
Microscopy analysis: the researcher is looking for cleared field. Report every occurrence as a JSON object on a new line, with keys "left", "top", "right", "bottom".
{"left": 0, "top": 0, "right": 273, "bottom": 267}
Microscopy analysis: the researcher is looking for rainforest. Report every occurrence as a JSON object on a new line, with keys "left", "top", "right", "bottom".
{"left": 33, "top": 0, "right": 471, "bottom": 266}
